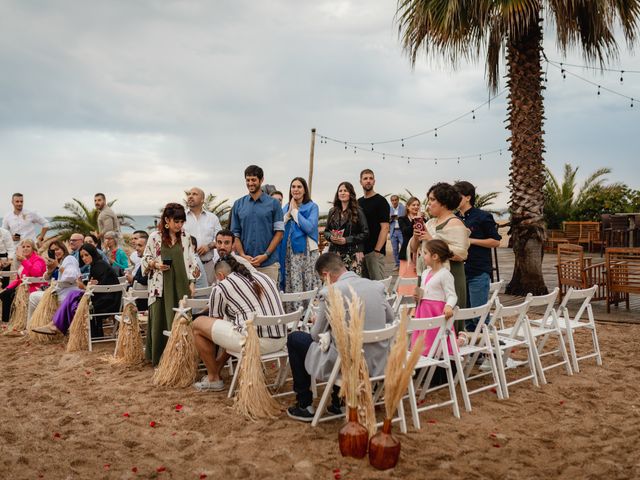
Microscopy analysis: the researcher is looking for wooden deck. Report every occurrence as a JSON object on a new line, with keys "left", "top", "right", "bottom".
{"left": 383, "top": 246, "right": 639, "bottom": 324}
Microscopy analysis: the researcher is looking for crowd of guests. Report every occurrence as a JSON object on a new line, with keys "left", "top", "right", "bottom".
{"left": 0, "top": 165, "right": 501, "bottom": 422}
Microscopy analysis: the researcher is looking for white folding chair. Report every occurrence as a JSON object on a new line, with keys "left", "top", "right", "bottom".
{"left": 0, "top": 270, "right": 19, "bottom": 279}
{"left": 194, "top": 285, "right": 213, "bottom": 299}
{"left": 87, "top": 283, "right": 127, "bottom": 351}
{"left": 226, "top": 308, "right": 303, "bottom": 398}
{"left": 452, "top": 303, "right": 504, "bottom": 412}
{"left": 24, "top": 276, "right": 48, "bottom": 286}
{"left": 379, "top": 276, "right": 393, "bottom": 295}
{"left": 516, "top": 288, "right": 573, "bottom": 379}
{"left": 391, "top": 277, "right": 418, "bottom": 317}
{"left": 311, "top": 322, "right": 407, "bottom": 432}
{"left": 279, "top": 288, "right": 319, "bottom": 330}
{"left": 118, "top": 276, "right": 128, "bottom": 285}
{"left": 407, "top": 314, "right": 462, "bottom": 429}
{"left": 487, "top": 280, "right": 505, "bottom": 327}
{"left": 491, "top": 299, "right": 539, "bottom": 398}
{"left": 554, "top": 285, "right": 601, "bottom": 373}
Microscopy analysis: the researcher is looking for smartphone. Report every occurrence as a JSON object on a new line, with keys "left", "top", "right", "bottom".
{"left": 81, "top": 272, "right": 90, "bottom": 285}
{"left": 47, "top": 250, "right": 56, "bottom": 260}
{"left": 413, "top": 217, "right": 425, "bottom": 233}
{"left": 162, "top": 258, "right": 173, "bottom": 267}
{"left": 0, "top": 253, "right": 7, "bottom": 259}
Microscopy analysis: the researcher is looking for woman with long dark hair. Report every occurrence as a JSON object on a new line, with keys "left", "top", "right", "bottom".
{"left": 33, "top": 243, "right": 121, "bottom": 337}
{"left": 277, "top": 177, "right": 320, "bottom": 308}
{"left": 397, "top": 196, "right": 424, "bottom": 296}
{"left": 323, "top": 182, "right": 369, "bottom": 276}
{"left": 191, "top": 254, "right": 286, "bottom": 392}
{"left": 142, "top": 203, "right": 197, "bottom": 365}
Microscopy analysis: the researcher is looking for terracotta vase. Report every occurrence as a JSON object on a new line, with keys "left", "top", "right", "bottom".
{"left": 338, "top": 407, "right": 368, "bottom": 458}
{"left": 368, "top": 418, "right": 401, "bottom": 470}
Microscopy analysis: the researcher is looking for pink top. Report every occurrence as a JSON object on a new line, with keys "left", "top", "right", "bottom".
{"left": 7, "top": 253, "right": 47, "bottom": 292}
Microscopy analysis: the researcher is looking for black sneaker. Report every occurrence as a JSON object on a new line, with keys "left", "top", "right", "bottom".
{"left": 327, "top": 403, "right": 343, "bottom": 416}
{"left": 287, "top": 404, "right": 316, "bottom": 422}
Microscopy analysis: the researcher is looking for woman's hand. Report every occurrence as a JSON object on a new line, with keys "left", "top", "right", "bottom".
{"left": 153, "top": 260, "right": 170, "bottom": 272}
{"left": 413, "top": 229, "right": 431, "bottom": 242}
{"left": 330, "top": 235, "right": 346, "bottom": 245}
{"left": 443, "top": 305, "right": 453, "bottom": 320}
{"left": 355, "top": 252, "right": 364, "bottom": 262}
{"left": 76, "top": 276, "right": 84, "bottom": 289}
{"left": 413, "top": 286, "right": 423, "bottom": 302}
{"left": 189, "top": 282, "right": 196, "bottom": 298}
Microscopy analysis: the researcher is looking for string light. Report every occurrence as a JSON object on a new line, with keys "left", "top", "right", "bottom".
{"left": 546, "top": 59, "right": 640, "bottom": 75}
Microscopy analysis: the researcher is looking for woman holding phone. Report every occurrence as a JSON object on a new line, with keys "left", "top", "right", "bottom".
{"left": 323, "top": 182, "right": 369, "bottom": 276}
{"left": 397, "top": 197, "right": 424, "bottom": 296}
{"left": 142, "top": 203, "right": 197, "bottom": 365}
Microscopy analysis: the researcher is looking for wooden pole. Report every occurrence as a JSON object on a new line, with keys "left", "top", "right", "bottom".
{"left": 308, "top": 128, "right": 317, "bottom": 195}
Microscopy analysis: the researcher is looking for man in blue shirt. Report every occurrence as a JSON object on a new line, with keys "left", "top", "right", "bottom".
{"left": 231, "top": 165, "right": 284, "bottom": 284}
{"left": 454, "top": 181, "right": 502, "bottom": 332}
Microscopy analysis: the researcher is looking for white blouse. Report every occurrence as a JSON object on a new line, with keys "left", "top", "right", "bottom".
{"left": 419, "top": 266, "right": 458, "bottom": 308}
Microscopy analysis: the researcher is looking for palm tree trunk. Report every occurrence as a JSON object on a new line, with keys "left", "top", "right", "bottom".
{"left": 505, "top": 15, "right": 548, "bottom": 296}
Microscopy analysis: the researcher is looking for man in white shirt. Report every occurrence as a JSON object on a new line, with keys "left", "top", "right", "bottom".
{"left": 2, "top": 193, "right": 48, "bottom": 245}
{"left": 0, "top": 227, "right": 16, "bottom": 288}
{"left": 184, "top": 187, "right": 222, "bottom": 285}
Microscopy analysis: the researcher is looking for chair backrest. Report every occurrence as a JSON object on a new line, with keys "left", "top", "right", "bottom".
{"left": 252, "top": 307, "right": 304, "bottom": 329}
{"left": 524, "top": 287, "right": 559, "bottom": 328}
{"left": 132, "top": 281, "right": 146, "bottom": 291}
{"left": 494, "top": 298, "right": 532, "bottom": 338}
{"left": 126, "top": 288, "right": 149, "bottom": 299}
{"left": 557, "top": 284, "right": 597, "bottom": 326}
{"left": 454, "top": 302, "right": 492, "bottom": 346}
{"left": 379, "top": 276, "right": 393, "bottom": 294}
{"left": 194, "top": 285, "right": 213, "bottom": 298}
{"left": 392, "top": 276, "right": 418, "bottom": 294}
{"left": 118, "top": 276, "right": 128, "bottom": 285}
{"left": 184, "top": 298, "right": 210, "bottom": 311}
{"left": 605, "top": 247, "right": 640, "bottom": 295}
{"left": 279, "top": 288, "right": 318, "bottom": 304}
{"left": 24, "top": 276, "right": 48, "bottom": 285}
{"left": 362, "top": 321, "right": 399, "bottom": 344}
{"left": 89, "top": 284, "right": 127, "bottom": 294}
{"left": 407, "top": 315, "right": 451, "bottom": 359}
{"left": 488, "top": 280, "right": 504, "bottom": 307}
{"left": 0, "top": 270, "right": 18, "bottom": 278}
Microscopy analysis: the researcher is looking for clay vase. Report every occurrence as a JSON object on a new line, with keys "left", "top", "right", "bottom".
{"left": 368, "top": 418, "right": 401, "bottom": 470}
{"left": 338, "top": 407, "right": 368, "bottom": 458}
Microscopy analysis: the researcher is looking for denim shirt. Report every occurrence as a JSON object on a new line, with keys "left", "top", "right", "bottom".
{"left": 231, "top": 192, "right": 284, "bottom": 268}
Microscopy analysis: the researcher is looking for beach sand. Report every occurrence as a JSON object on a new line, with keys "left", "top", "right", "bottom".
{"left": 0, "top": 322, "right": 638, "bottom": 479}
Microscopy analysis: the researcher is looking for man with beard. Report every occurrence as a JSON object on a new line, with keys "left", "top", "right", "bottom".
{"left": 358, "top": 169, "right": 390, "bottom": 280}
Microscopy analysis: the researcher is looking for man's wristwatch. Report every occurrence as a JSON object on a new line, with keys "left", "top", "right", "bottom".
{"left": 263, "top": 250, "right": 272, "bottom": 258}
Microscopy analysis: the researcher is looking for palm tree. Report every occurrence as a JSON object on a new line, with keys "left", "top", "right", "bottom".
{"left": 396, "top": 1, "right": 639, "bottom": 295}
{"left": 50, "top": 199, "right": 134, "bottom": 241}
{"left": 544, "top": 163, "right": 611, "bottom": 228}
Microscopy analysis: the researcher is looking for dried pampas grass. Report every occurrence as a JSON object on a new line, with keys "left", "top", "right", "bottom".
{"left": 109, "top": 302, "right": 144, "bottom": 367}
{"left": 383, "top": 308, "right": 425, "bottom": 421}
{"left": 28, "top": 283, "right": 60, "bottom": 344}
{"left": 66, "top": 292, "right": 91, "bottom": 352}
{"left": 233, "top": 318, "right": 281, "bottom": 420}
{"left": 152, "top": 306, "right": 198, "bottom": 388}
{"left": 5, "top": 283, "right": 29, "bottom": 334}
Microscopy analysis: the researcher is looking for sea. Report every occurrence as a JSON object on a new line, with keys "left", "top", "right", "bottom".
{"left": 0, "top": 215, "right": 160, "bottom": 235}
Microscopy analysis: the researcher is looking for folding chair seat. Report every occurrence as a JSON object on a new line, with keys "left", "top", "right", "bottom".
{"left": 310, "top": 322, "right": 409, "bottom": 432}
{"left": 87, "top": 283, "right": 127, "bottom": 351}
{"left": 226, "top": 308, "right": 303, "bottom": 398}
{"left": 406, "top": 314, "right": 462, "bottom": 429}
{"left": 193, "top": 285, "right": 213, "bottom": 299}
{"left": 491, "top": 299, "right": 539, "bottom": 398}
{"left": 553, "top": 285, "right": 601, "bottom": 373}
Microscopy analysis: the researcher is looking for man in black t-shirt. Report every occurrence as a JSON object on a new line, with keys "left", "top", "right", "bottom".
{"left": 358, "top": 169, "right": 390, "bottom": 280}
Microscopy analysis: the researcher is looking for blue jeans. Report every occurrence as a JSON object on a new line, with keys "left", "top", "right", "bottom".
{"left": 465, "top": 272, "right": 491, "bottom": 332}
{"left": 390, "top": 229, "right": 403, "bottom": 266}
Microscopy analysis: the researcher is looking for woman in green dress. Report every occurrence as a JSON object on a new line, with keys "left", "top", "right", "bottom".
{"left": 142, "top": 203, "right": 197, "bottom": 365}
{"left": 410, "top": 183, "right": 470, "bottom": 333}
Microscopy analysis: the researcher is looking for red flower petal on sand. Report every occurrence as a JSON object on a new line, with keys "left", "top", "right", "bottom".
{"left": 489, "top": 432, "right": 497, "bottom": 438}
{"left": 559, "top": 400, "right": 565, "bottom": 405}
{"left": 132, "top": 467, "right": 138, "bottom": 473}
{"left": 156, "top": 466, "right": 166, "bottom": 473}
{"left": 493, "top": 444, "right": 501, "bottom": 448}
{"left": 174, "top": 404, "right": 183, "bottom": 411}
{"left": 335, "top": 474, "right": 342, "bottom": 480}
{"left": 490, "top": 387, "right": 497, "bottom": 394}
{"left": 427, "top": 419, "right": 437, "bottom": 424}
{"left": 149, "top": 421, "right": 157, "bottom": 428}
{"left": 199, "top": 474, "right": 207, "bottom": 479}
{"left": 104, "top": 464, "right": 111, "bottom": 470}
{"left": 53, "top": 432, "right": 61, "bottom": 439}
{"left": 332, "top": 469, "right": 341, "bottom": 473}
{"left": 171, "top": 432, "right": 177, "bottom": 436}
{"left": 123, "top": 413, "right": 130, "bottom": 418}
{"left": 85, "top": 370, "right": 91, "bottom": 375}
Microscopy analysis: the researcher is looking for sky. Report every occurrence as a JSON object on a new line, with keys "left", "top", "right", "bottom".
{"left": 1, "top": 0, "right": 638, "bottom": 217}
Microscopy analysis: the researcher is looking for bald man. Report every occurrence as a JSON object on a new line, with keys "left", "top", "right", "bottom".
{"left": 184, "top": 187, "right": 222, "bottom": 284}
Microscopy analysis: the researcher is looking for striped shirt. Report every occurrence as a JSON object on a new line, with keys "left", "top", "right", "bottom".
{"left": 208, "top": 271, "right": 286, "bottom": 338}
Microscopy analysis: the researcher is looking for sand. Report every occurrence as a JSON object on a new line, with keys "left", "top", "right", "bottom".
{"left": 0, "top": 322, "right": 639, "bottom": 480}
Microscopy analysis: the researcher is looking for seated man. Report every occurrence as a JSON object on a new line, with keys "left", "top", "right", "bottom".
{"left": 210, "top": 228, "right": 256, "bottom": 277}
{"left": 286, "top": 252, "right": 394, "bottom": 421}
{"left": 127, "top": 230, "right": 149, "bottom": 272}
{"left": 191, "top": 255, "right": 287, "bottom": 392}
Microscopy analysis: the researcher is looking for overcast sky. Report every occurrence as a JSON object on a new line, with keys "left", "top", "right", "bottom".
{"left": 1, "top": 1, "right": 638, "bottom": 216}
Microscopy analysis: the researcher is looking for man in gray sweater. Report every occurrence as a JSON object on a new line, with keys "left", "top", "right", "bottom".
{"left": 286, "top": 252, "right": 393, "bottom": 421}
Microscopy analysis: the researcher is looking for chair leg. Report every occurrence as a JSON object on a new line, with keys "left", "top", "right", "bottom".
{"left": 397, "top": 397, "right": 408, "bottom": 434}
{"left": 527, "top": 330, "right": 546, "bottom": 386}
{"left": 450, "top": 333, "right": 471, "bottom": 413}
{"left": 553, "top": 328, "right": 573, "bottom": 376}
{"left": 311, "top": 364, "right": 340, "bottom": 427}
{"left": 88, "top": 318, "right": 93, "bottom": 352}
{"left": 492, "top": 329, "right": 509, "bottom": 399}
{"left": 484, "top": 330, "right": 504, "bottom": 400}
{"left": 407, "top": 376, "right": 421, "bottom": 430}
{"left": 526, "top": 344, "right": 540, "bottom": 388}
{"left": 443, "top": 359, "right": 460, "bottom": 419}
{"left": 588, "top": 306, "right": 603, "bottom": 367}
{"left": 564, "top": 327, "right": 580, "bottom": 373}
{"left": 227, "top": 355, "right": 242, "bottom": 399}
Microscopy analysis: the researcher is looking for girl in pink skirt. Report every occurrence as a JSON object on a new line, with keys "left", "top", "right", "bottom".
{"left": 411, "top": 239, "right": 468, "bottom": 355}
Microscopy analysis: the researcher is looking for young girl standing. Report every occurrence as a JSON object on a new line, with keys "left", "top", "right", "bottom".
{"left": 411, "top": 239, "right": 467, "bottom": 355}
